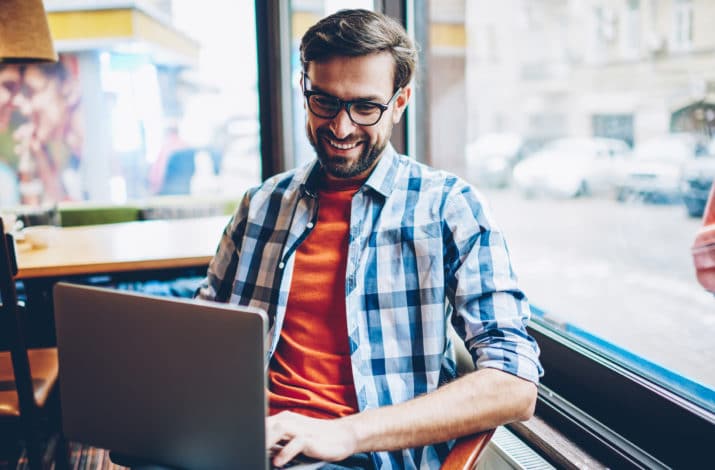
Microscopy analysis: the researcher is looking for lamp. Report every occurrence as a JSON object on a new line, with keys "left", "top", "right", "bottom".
{"left": 0, "top": 0, "right": 57, "bottom": 63}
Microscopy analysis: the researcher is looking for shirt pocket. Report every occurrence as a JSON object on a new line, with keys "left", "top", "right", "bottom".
{"left": 368, "top": 222, "right": 444, "bottom": 296}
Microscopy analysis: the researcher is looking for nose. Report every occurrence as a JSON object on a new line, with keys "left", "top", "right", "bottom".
{"left": 329, "top": 106, "right": 356, "bottom": 139}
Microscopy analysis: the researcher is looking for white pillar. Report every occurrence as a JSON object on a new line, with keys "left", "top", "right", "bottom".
{"left": 77, "top": 51, "right": 113, "bottom": 201}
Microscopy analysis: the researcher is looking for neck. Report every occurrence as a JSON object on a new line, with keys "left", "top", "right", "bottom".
{"left": 321, "top": 172, "right": 367, "bottom": 192}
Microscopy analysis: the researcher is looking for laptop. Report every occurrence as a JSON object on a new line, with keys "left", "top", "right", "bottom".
{"left": 53, "top": 282, "right": 269, "bottom": 469}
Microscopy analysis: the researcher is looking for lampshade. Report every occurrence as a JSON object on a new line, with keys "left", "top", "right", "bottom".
{"left": 0, "top": 0, "right": 58, "bottom": 63}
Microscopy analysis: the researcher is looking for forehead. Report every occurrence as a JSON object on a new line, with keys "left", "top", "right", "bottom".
{"left": 306, "top": 52, "right": 395, "bottom": 100}
{"left": 0, "top": 67, "right": 21, "bottom": 82}
{"left": 23, "top": 67, "right": 49, "bottom": 88}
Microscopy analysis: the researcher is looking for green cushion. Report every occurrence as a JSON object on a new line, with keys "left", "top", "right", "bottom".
{"left": 59, "top": 206, "right": 141, "bottom": 227}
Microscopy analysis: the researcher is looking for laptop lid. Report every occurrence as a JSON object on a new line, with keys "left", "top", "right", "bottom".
{"left": 53, "top": 282, "right": 268, "bottom": 470}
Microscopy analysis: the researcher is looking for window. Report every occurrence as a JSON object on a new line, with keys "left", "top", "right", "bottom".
{"left": 439, "top": 0, "right": 714, "bottom": 397}
{"left": 671, "top": 0, "right": 694, "bottom": 51}
{"left": 0, "top": 0, "right": 261, "bottom": 210}
{"left": 593, "top": 114, "right": 635, "bottom": 147}
{"left": 426, "top": 0, "right": 714, "bottom": 463}
{"left": 589, "top": 5, "right": 616, "bottom": 63}
{"left": 620, "top": 0, "right": 642, "bottom": 58}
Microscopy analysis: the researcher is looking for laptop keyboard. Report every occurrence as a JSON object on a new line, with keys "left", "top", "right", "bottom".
{"left": 270, "top": 454, "right": 323, "bottom": 469}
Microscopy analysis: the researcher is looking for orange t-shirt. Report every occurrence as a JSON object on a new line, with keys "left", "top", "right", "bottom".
{"left": 268, "top": 177, "right": 362, "bottom": 419}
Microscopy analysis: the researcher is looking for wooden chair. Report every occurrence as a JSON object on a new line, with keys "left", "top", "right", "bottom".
{"left": 440, "top": 325, "right": 496, "bottom": 470}
{"left": 0, "top": 217, "right": 69, "bottom": 470}
{"left": 441, "top": 429, "right": 495, "bottom": 470}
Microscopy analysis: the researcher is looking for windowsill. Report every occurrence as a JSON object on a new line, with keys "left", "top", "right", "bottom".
{"left": 507, "top": 415, "right": 607, "bottom": 469}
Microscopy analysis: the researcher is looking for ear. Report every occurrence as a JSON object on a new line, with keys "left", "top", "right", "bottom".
{"left": 391, "top": 85, "right": 412, "bottom": 124}
{"left": 299, "top": 73, "right": 306, "bottom": 110}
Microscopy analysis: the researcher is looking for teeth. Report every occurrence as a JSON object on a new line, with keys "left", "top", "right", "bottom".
{"left": 327, "top": 138, "right": 358, "bottom": 150}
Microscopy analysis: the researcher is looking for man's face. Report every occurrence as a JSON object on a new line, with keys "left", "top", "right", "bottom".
{"left": 0, "top": 67, "right": 21, "bottom": 132}
{"left": 14, "top": 66, "right": 66, "bottom": 143}
{"left": 304, "top": 52, "right": 411, "bottom": 180}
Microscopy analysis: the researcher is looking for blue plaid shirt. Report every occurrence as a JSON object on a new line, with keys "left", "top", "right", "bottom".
{"left": 198, "top": 145, "right": 542, "bottom": 469}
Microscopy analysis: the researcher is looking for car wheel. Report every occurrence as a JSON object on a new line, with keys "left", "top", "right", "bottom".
{"left": 687, "top": 207, "right": 704, "bottom": 218}
{"left": 685, "top": 200, "right": 705, "bottom": 218}
{"left": 616, "top": 187, "right": 628, "bottom": 202}
{"left": 616, "top": 187, "right": 637, "bottom": 203}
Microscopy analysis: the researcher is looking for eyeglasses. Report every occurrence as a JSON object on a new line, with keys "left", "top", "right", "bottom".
{"left": 302, "top": 73, "right": 401, "bottom": 127}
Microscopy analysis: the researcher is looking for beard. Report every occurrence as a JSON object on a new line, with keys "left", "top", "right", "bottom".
{"left": 308, "top": 126, "right": 390, "bottom": 179}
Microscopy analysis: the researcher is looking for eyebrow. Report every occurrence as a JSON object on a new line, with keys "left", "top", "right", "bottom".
{"left": 308, "top": 84, "right": 384, "bottom": 103}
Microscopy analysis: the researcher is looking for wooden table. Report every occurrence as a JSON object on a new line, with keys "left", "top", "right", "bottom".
{"left": 15, "top": 216, "right": 229, "bottom": 280}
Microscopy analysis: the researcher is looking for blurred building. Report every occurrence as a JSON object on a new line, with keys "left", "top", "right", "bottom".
{"left": 465, "top": 0, "right": 715, "bottom": 149}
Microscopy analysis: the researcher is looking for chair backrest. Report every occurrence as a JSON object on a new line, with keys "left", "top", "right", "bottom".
{"left": 14, "top": 205, "right": 61, "bottom": 228}
{"left": 0, "top": 217, "right": 38, "bottom": 419}
{"left": 448, "top": 322, "right": 475, "bottom": 376}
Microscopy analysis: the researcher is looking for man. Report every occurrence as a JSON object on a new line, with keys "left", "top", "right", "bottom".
{"left": 198, "top": 9, "right": 542, "bottom": 469}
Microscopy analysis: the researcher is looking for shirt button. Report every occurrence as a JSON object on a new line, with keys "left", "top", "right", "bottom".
{"left": 278, "top": 262, "right": 285, "bottom": 269}
{"left": 306, "top": 222, "right": 314, "bottom": 229}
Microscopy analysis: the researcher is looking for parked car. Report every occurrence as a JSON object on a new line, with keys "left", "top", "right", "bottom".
{"left": 616, "top": 134, "right": 703, "bottom": 204}
{"left": 512, "top": 137, "right": 631, "bottom": 198}
{"left": 465, "top": 132, "right": 525, "bottom": 188}
{"left": 681, "top": 152, "right": 715, "bottom": 218}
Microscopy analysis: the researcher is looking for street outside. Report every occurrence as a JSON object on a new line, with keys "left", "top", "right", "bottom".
{"left": 478, "top": 188, "right": 715, "bottom": 390}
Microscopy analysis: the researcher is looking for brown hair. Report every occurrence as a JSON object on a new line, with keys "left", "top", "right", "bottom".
{"left": 300, "top": 9, "right": 417, "bottom": 90}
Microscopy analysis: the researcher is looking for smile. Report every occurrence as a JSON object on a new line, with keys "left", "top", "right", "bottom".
{"left": 325, "top": 137, "right": 360, "bottom": 150}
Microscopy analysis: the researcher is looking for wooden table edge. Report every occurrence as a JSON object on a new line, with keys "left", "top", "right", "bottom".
{"left": 16, "top": 256, "right": 213, "bottom": 280}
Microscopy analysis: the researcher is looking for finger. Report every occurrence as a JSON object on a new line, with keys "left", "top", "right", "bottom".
{"left": 265, "top": 416, "right": 284, "bottom": 447}
{"left": 272, "top": 436, "right": 305, "bottom": 468}
{"left": 266, "top": 422, "right": 294, "bottom": 452}
{"left": 268, "top": 442, "right": 283, "bottom": 458}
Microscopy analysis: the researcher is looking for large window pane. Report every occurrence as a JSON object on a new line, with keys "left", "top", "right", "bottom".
{"left": 0, "top": 0, "right": 260, "bottom": 213}
{"left": 425, "top": 0, "right": 714, "bottom": 407}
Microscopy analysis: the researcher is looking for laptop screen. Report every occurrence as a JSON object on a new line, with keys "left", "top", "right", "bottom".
{"left": 53, "top": 283, "right": 268, "bottom": 470}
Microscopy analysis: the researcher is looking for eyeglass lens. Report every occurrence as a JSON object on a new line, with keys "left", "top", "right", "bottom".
{"left": 307, "top": 95, "right": 384, "bottom": 125}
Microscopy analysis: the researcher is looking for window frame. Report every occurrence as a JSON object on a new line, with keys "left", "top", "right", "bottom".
{"left": 255, "top": 0, "right": 293, "bottom": 180}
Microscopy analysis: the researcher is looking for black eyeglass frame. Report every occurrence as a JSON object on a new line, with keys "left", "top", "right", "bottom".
{"left": 302, "top": 72, "right": 402, "bottom": 127}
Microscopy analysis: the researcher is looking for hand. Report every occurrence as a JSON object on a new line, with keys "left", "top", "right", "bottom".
{"left": 266, "top": 411, "right": 358, "bottom": 467}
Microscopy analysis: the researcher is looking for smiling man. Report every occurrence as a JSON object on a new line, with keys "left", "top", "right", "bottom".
{"left": 303, "top": 51, "right": 404, "bottom": 181}
{"left": 198, "top": 9, "right": 542, "bottom": 469}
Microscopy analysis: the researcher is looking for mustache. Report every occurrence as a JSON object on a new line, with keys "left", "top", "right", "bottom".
{"left": 316, "top": 128, "right": 361, "bottom": 145}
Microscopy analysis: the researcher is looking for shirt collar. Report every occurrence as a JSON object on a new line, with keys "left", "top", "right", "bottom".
{"left": 299, "top": 160, "right": 323, "bottom": 199}
{"left": 363, "top": 144, "right": 399, "bottom": 198}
